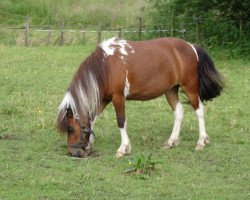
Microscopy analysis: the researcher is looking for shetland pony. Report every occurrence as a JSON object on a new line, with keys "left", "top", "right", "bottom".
{"left": 57, "top": 37, "right": 223, "bottom": 158}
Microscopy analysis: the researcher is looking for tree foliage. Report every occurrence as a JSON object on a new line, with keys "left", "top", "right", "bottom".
{"left": 147, "top": 0, "right": 250, "bottom": 47}
{"left": 149, "top": 0, "right": 250, "bottom": 20}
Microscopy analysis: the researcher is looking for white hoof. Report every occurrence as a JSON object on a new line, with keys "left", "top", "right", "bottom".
{"left": 116, "top": 143, "right": 131, "bottom": 158}
{"left": 115, "top": 151, "right": 125, "bottom": 158}
{"left": 196, "top": 136, "right": 210, "bottom": 150}
{"left": 164, "top": 139, "right": 179, "bottom": 149}
{"left": 195, "top": 144, "right": 204, "bottom": 151}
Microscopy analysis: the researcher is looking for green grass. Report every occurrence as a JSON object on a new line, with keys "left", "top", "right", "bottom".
{"left": 0, "top": 45, "right": 249, "bottom": 200}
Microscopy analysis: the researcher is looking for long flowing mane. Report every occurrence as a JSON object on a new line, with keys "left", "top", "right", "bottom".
{"left": 57, "top": 46, "right": 108, "bottom": 132}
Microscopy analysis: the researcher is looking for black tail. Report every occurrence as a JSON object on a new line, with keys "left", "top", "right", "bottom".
{"left": 195, "top": 45, "right": 224, "bottom": 102}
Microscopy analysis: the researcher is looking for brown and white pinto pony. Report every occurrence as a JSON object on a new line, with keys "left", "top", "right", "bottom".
{"left": 57, "top": 37, "right": 223, "bottom": 158}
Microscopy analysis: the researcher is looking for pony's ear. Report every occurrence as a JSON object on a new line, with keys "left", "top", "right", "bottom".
{"left": 66, "top": 108, "right": 73, "bottom": 118}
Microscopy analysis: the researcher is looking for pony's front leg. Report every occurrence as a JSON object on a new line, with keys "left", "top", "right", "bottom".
{"left": 112, "top": 94, "right": 131, "bottom": 158}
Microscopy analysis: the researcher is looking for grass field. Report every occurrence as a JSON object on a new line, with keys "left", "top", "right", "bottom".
{"left": 0, "top": 45, "right": 249, "bottom": 200}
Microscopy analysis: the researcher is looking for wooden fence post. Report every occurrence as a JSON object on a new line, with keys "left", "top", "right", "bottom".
{"left": 117, "top": 28, "right": 121, "bottom": 38}
{"left": 82, "top": 31, "right": 86, "bottom": 44}
{"left": 60, "top": 19, "right": 64, "bottom": 46}
{"left": 97, "top": 21, "right": 102, "bottom": 44}
{"left": 47, "top": 25, "right": 52, "bottom": 45}
{"left": 25, "top": 16, "right": 30, "bottom": 46}
{"left": 137, "top": 17, "right": 142, "bottom": 40}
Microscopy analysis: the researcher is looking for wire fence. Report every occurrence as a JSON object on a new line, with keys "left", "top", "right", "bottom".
{"left": 0, "top": 15, "right": 249, "bottom": 48}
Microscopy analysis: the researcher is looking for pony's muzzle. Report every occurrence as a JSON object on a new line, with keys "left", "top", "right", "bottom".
{"left": 68, "top": 147, "right": 91, "bottom": 158}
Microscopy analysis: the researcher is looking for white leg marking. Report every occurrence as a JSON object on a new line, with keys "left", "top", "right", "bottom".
{"left": 116, "top": 121, "right": 131, "bottom": 158}
{"left": 195, "top": 99, "right": 209, "bottom": 150}
{"left": 165, "top": 102, "right": 184, "bottom": 148}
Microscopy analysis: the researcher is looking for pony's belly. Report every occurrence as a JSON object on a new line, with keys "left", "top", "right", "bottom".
{"left": 126, "top": 76, "right": 176, "bottom": 101}
{"left": 126, "top": 89, "right": 167, "bottom": 101}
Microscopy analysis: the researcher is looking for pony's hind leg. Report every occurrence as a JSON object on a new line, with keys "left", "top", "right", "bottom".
{"left": 164, "top": 86, "right": 184, "bottom": 149}
{"left": 112, "top": 94, "right": 131, "bottom": 158}
{"left": 194, "top": 98, "right": 210, "bottom": 150}
{"left": 182, "top": 86, "right": 210, "bottom": 150}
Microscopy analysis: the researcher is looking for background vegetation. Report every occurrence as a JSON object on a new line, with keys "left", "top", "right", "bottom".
{"left": 0, "top": 0, "right": 249, "bottom": 55}
{"left": 147, "top": 0, "right": 250, "bottom": 53}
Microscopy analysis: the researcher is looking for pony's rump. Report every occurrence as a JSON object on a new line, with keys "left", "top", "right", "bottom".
{"left": 195, "top": 45, "right": 224, "bottom": 101}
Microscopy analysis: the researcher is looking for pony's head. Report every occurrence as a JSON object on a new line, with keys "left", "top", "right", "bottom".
{"left": 57, "top": 92, "right": 95, "bottom": 158}
{"left": 57, "top": 46, "right": 108, "bottom": 157}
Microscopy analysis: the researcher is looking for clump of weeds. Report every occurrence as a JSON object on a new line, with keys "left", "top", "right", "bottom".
{"left": 124, "top": 153, "right": 162, "bottom": 175}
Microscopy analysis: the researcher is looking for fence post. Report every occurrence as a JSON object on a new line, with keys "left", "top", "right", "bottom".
{"left": 82, "top": 31, "right": 86, "bottom": 44}
{"left": 25, "top": 16, "right": 30, "bottom": 46}
{"left": 47, "top": 25, "right": 52, "bottom": 45}
{"left": 117, "top": 28, "right": 121, "bottom": 38}
{"left": 60, "top": 19, "right": 64, "bottom": 46}
{"left": 97, "top": 21, "right": 102, "bottom": 44}
{"left": 137, "top": 17, "right": 142, "bottom": 40}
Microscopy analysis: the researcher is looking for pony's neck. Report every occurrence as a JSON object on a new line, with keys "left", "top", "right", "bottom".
{"left": 68, "top": 47, "right": 108, "bottom": 123}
